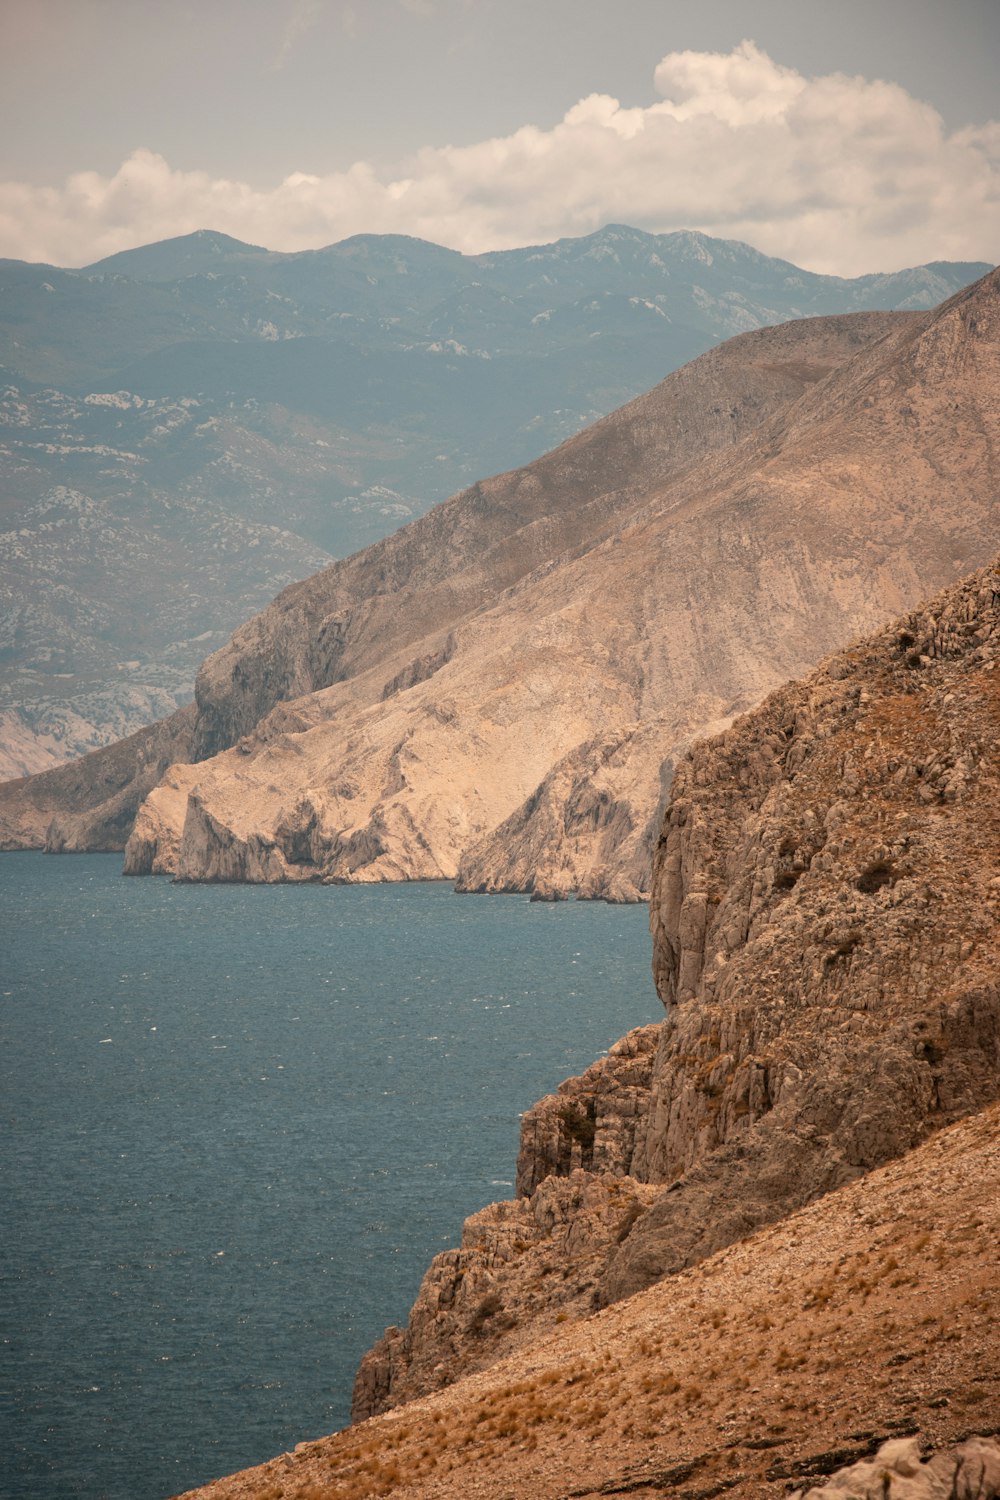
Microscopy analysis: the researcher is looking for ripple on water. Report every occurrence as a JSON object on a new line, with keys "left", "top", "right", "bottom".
{"left": 0, "top": 853, "right": 657, "bottom": 1500}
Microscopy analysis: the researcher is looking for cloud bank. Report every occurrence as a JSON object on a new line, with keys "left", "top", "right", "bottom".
{"left": 2, "top": 41, "right": 997, "bottom": 275}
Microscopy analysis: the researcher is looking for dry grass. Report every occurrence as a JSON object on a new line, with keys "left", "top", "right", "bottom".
{"left": 176, "top": 1101, "right": 1000, "bottom": 1500}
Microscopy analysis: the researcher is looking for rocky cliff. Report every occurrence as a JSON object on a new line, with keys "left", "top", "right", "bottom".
{"left": 352, "top": 555, "right": 1000, "bottom": 1422}
{"left": 118, "top": 268, "right": 1000, "bottom": 896}
{"left": 4, "top": 269, "right": 1000, "bottom": 897}
{"left": 179, "top": 1098, "right": 1000, "bottom": 1500}
{"left": 12, "top": 227, "right": 979, "bottom": 779}
{"left": 0, "top": 306, "right": 899, "bottom": 866}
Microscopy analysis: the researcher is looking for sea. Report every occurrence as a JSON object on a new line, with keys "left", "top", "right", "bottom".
{"left": 0, "top": 853, "right": 658, "bottom": 1500}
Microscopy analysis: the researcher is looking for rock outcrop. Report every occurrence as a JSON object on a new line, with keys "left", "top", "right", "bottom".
{"left": 353, "top": 556, "right": 1000, "bottom": 1420}
{"left": 178, "top": 1098, "right": 1000, "bottom": 1500}
{"left": 5, "top": 270, "right": 1000, "bottom": 897}
{"left": 789, "top": 1437, "right": 1000, "bottom": 1500}
{"left": 0, "top": 705, "right": 195, "bottom": 852}
{"left": 352, "top": 1168, "right": 661, "bottom": 1423}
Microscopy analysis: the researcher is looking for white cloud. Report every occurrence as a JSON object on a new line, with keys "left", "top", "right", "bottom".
{"left": 1, "top": 41, "right": 997, "bottom": 275}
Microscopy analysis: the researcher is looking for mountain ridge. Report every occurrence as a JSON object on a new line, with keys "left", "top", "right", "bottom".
{"left": 0, "top": 305, "right": 906, "bottom": 858}
{"left": 3, "top": 267, "right": 998, "bottom": 882}
{"left": 1, "top": 227, "right": 989, "bottom": 776}
{"left": 119, "top": 268, "right": 1000, "bottom": 896}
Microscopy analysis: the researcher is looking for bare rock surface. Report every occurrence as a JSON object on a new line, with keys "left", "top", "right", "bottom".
{"left": 7, "top": 285, "right": 997, "bottom": 887}
{"left": 5, "top": 273, "right": 1000, "bottom": 894}
{"left": 609, "top": 556, "right": 1000, "bottom": 1301}
{"left": 176, "top": 1099, "right": 1000, "bottom": 1500}
{"left": 789, "top": 1436, "right": 1000, "bottom": 1500}
{"left": 353, "top": 556, "right": 1000, "bottom": 1418}
{"left": 352, "top": 1169, "right": 661, "bottom": 1423}
{"left": 123, "top": 270, "right": 1000, "bottom": 893}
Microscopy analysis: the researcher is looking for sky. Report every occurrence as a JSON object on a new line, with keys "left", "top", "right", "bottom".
{"left": 0, "top": 0, "right": 997, "bottom": 275}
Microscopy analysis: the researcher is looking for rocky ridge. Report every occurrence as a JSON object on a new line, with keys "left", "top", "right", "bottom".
{"left": 120, "top": 269, "right": 1000, "bottom": 896}
{"left": 352, "top": 556, "right": 1000, "bottom": 1420}
{"left": 4, "top": 269, "right": 1000, "bottom": 890}
{"left": 7, "top": 227, "right": 983, "bottom": 775}
{"left": 0, "top": 306, "right": 902, "bottom": 858}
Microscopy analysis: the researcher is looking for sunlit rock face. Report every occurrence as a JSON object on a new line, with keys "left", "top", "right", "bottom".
{"left": 352, "top": 554, "right": 1000, "bottom": 1419}
{"left": 5, "top": 272, "right": 1000, "bottom": 903}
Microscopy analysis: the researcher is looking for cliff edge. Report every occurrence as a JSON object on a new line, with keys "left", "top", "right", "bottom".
{"left": 353, "top": 554, "right": 1000, "bottom": 1419}
{"left": 122, "top": 267, "right": 1000, "bottom": 896}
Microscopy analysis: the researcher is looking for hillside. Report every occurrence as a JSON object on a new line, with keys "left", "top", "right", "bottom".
{"left": 180, "top": 1106, "right": 1000, "bottom": 1500}
{"left": 353, "top": 557, "right": 1000, "bottom": 1417}
{"left": 0, "top": 227, "right": 989, "bottom": 774}
{"left": 10, "top": 263, "right": 995, "bottom": 904}
{"left": 175, "top": 554, "right": 1000, "bottom": 1500}
{"left": 0, "top": 304, "right": 905, "bottom": 857}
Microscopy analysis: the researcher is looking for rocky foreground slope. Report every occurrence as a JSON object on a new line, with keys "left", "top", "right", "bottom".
{"left": 172, "top": 558, "right": 1000, "bottom": 1500}
{"left": 5, "top": 268, "right": 1000, "bottom": 898}
{"left": 352, "top": 556, "right": 1000, "bottom": 1420}
{"left": 180, "top": 1088, "right": 1000, "bottom": 1500}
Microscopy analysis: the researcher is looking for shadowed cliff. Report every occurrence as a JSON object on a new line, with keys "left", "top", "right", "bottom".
{"left": 175, "top": 557, "right": 1000, "bottom": 1500}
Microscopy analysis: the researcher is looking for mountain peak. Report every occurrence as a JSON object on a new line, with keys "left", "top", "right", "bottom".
{"left": 84, "top": 229, "right": 273, "bottom": 281}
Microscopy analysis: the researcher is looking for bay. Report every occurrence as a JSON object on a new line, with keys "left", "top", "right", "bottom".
{"left": 0, "top": 853, "right": 658, "bottom": 1500}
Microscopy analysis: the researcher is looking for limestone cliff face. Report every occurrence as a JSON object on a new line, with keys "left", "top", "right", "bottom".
{"left": 0, "top": 306, "right": 934, "bottom": 871}
{"left": 184, "top": 310, "right": 891, "bottom": 763}
{"left": 353, "top": 557, "right": 1000, "bottom": 1420}
{"left": 123, "top": 271, "right": 1000, "bottom": 894}
{"left": 5, "top": 275, "right": 1000, "bottom": 894}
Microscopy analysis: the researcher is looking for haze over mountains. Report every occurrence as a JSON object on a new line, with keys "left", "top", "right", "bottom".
{"left": 0, "top": 225, "right": 990, "bottom": 777}
{"left": 3, "top": 265, "right": 998, "bottom": 909}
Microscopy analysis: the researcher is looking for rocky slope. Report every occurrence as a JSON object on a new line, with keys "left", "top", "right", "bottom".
{"left": 0, "top": 704, "right": 195, "bottom": 850}
{"left": 352, "top": 556, "right": 1000, "bottom": 1421}
{"left": 177, "top": 1099, "right": 1000, "bottom": 1500}
{"left": 109, "top": 273, "right": 1000, "bottom": 892}
{"left": 162, "top": 558, "right": 1000, "bottom": 1500}
{"left": 0, "top": 304, "right": 899, "bottom": 857}
{"left": 4, "top": 268, "right": 1000, "bottom": 887}
{"left": 7, "top": 228, "right": 983, "bottom": 775}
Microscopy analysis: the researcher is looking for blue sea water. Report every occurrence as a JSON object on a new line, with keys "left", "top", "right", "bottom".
{"left": 0, "top": 854, "right": 658, "bottom": 1500}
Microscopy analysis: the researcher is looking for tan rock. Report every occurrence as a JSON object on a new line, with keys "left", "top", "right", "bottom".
{"left": 356, "top": 555, "right": 1000, "bottom": 1418}
{"left": 352, "top": 1169, "right": 660, "bottom": 1422}
{"left": 8, "top": 281, "right": 1000, "bottom": 893}
{"left": 790, "top": 1437, "right": 1000, "bottom": 1500}
{"left": 136, "top": 269, "right": 1000, "bottom": 895}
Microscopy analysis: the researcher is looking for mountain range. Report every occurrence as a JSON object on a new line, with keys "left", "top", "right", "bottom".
{"left": 6, "top": 228, "right": 1000, "bottom": 1500}
{"left": 0, "top": 225, "right": 990, "bottom": 776}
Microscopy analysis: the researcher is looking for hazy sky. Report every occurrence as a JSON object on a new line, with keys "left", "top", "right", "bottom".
{"left": 1, "top": 0, "right": 997, "bottom": 273}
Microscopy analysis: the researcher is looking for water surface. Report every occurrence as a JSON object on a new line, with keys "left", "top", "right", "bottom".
{"left": 0, "top": 854, "right": 657, "bottom": 1499}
